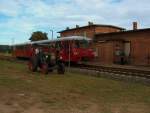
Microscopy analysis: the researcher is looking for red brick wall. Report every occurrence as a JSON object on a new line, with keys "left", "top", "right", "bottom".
{"left": 60, "top": 26, "right": 122, "bottom": 39}
{"left": 128, "top": 36, "right": 150, "bottom": 65}
{"left": 60, "top": 27, "right": 95, "bottom": 39}
{"left": 95, "top": 30, "right": 150, "bottom": 66}
{"left": 95, "top": 26, "right": 121, "bottom": 34}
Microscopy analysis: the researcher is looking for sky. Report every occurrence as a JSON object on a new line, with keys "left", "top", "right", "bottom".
{"left": 0, "top": 0, "right": 150, "bottom": 45}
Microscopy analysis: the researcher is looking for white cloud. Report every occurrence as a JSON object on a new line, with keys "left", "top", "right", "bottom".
{"left": 0, "top": 0, "right": 21, "bottom": 17}
{"left": 0, "top": 0, "right": 150, "bottom": 44}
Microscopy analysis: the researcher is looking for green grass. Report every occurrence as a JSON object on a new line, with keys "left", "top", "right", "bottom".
{"left": 0, "top": 60, "right": 150, "bottom": 113}
{"left": 0, "top": 52, "right": 12, "bottom": 56}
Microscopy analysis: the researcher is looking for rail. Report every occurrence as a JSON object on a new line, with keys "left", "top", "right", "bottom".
{"left": 72, "top": 63, "right": 150, "bottom": 79}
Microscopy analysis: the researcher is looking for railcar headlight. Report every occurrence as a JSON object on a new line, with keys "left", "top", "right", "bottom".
{"left": 74, "top": 52, "right": 78, "bottom": 55}
{"left": 89, "top": 49, "right": 92, "bottom": 51}
{"left": 60, "top": 56, "right": 63, "bottom": 60}
{"left": 51, "top": 53, "right": 55, "bottom": 60}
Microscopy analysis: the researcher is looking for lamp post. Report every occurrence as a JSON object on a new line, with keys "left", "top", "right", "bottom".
{"left": 11, "top": 37, "right": 15, "bottom": 52}
{"left": 11, "top": 38, "right": 14, "bottom": 45}
{"left": 50, "top": 29, "right": 53, "bottom": 40}
{"left": 11, "top": 37, "right": 15, "bottom": 47}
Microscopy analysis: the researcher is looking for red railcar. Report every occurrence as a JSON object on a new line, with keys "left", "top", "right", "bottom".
{"left": 12, "top": 36, "right": 95, "bottom": 63}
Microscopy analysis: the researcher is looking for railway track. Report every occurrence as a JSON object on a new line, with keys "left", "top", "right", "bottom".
{"left": 0, "top": 54, "right": 150, "bottom": 81}
{"left": 0, "top": 55, "right": 26, "bottom": 63}
{"left": 72, "top": 64, "right": 150, "bottom": 79}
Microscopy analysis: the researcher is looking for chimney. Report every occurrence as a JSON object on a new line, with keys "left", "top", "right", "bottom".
{"left": 133, "top": 22, "right": 138, "bottom": 30}
{"left": 76, "top": 25, "right": 79, "bottom": 28}
{"left": 66, "top": 27, "right": 70, "bottom": 30}
{"left": 88, "top": 21, "right": 94, "bottom": 26}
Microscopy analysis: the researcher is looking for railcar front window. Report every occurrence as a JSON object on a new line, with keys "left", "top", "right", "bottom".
{"left": 75, "top": 40, "right": 90, "bottom": 48}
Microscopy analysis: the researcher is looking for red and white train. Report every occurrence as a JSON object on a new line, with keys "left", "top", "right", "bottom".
{"left": 12, "top": 36, "right": 95, "bottom": 63}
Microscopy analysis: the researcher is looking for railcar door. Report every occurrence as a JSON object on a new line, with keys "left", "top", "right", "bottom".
{"left": 147, "top": 50, "right": 150, "bottom": 65}
{"left": 62, "top": 41, "right": 71, "bottom": 62}
{"left": 146, "top": 47, "right": 150, "bottom": 66}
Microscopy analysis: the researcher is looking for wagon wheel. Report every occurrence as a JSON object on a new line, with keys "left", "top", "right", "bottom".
{"left": 41, "top": 64, "right": 48, "bottom": 74}
{"left": 28, "top": 57, "right": 38, "bottom": 72}
{"left": 57, "top": 63, "right": 65, "bottom": 74}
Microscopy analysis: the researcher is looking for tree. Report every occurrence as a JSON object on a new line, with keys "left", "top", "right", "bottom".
{"left": 29, "top": 31, "right": 48, "bottom": 41}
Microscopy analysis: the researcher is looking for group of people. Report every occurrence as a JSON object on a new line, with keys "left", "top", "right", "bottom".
{"left": 32, "top": 44, "right": 60, "bottom": 63}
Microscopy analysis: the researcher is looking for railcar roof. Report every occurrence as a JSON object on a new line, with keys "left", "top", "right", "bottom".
{"left": 14, "top": 36, "right": 91, "bottom": 46}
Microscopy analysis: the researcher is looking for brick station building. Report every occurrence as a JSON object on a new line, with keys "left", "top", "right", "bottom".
{"left": 94, "top": 26, "right": 150, "bottom": 66}
{"left": 59, "top": 22, "right": 150, "bottom": 66}
{"left": 58, "top": 22, "right": 125, "bottom": 39}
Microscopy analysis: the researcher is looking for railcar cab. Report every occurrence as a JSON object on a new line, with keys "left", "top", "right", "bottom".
{"left": 58, "top": 36, "right": 95, "bottom": 63}
{"left": 72, "top": 39, "right": 94, "bottom": 61}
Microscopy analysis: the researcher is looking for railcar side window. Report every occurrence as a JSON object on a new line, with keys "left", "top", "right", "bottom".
{"left": 16, "top": 45, "right": 25, "bottom": 49}
{"left": 81, "top": 40, "right": 89, "bottom": 48}
{"left": 75, "top": 41, "right": 80, "bottom": 48}
{"left": 55, "top": 42, "right": 62, "bottom": 49}
{"left": 64, "top": 41, "right": 69, "bottom": 49}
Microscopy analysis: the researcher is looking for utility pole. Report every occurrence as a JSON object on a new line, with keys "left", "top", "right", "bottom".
{"left": 11, "top": 37, "right": 14, "bottom": 46}
{"left": 68, "top": 41, "right": 71, "bottom": 72}
{"left": 11, "top": 38, "right": 15, "bottom": 49}
{"left": 84, "top": 31, "right": 87, "bottom": 37}
{"left": 50, "top": 29, "right": 53, "bottom": 40}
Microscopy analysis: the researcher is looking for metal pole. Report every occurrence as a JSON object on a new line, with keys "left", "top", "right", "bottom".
{"left": 52, "top": 30, "right": 53, "bottom": 40}
{"left": 68, "top": 41, "right": 71, "bottom": 70}
{"left": 12, "top": 38, "right": 15, "bottom": 50}
{"left": 84, "top": 31, "right": 86, "bottom": 37}
{"left": 12, "top": 38, "right": 14, "bottom": 46}
{"left": 50, "top": 30, "right": 53, "bottom": 40}
{"left": 11, "top": 38, "right": 15, "bottom": 56}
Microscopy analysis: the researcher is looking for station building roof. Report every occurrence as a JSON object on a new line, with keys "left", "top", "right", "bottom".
{"left": 95, "top": 28, "right": 150, "bottom": 36}
{"left": 94, "top": 28, "right": 150, "bottom": 41}
{"left": 58, "top": 24, "right": 125, "bottom": 33}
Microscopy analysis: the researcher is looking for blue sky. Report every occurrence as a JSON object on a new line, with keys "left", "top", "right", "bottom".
{"left": 0, "top": 0, "right": 150, "bottom": 45}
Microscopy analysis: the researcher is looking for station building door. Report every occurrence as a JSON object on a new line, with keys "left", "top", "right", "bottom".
{"left": 131, "top": 40, "right": 150, "bottom": 66}
{"left": 124, "top": 42, "right": 131, "bottom": 57}
{"left": 96, "top": 41, "right": 114, "bottom": 64}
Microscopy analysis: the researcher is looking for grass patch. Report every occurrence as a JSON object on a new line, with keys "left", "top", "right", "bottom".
{"left": 0, "top": 60, "right": 150, "bottom": 113}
